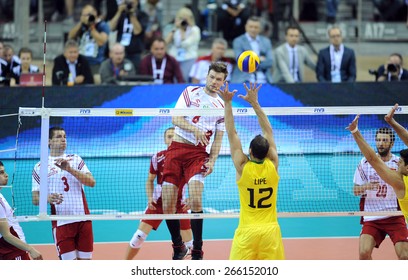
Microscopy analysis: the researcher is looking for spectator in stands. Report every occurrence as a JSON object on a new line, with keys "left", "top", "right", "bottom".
{"left": 68, "top": 4, "right": 110, "bottom": 74}
{"left": 2, "top": 45, "right": 20, "bottom": 86}
{"left": 316, "top": 26, "right": 356, "bottom": 82}
{"left": 376, "top": 53, "right": 408, "bottom": 81}
{"left": 142, "top": 0, "right": 163, "bottom": 49}
{"left": 326, "top": 0, "right": 339, "bottom": 23}
{"left": 52, "top": 39, "right": 94, "bottom": 86}
{"left": 0, "top": 42, "right": 7, "bottom": 86}
{"left": 139, "top": 37, "right": 184, "bottom": 84}
{"left": 372, "top": 0, "right": 405, "bottom": 22}
{"left": 189, "top": 37, "right": 235, "bottom": 84}
{"left": 51, "top": 0, "right": 75, "bottom": 25}
{"left": 165, "top": 6, "right": 201, "bottom": 83}
{"left": 0, "top": 41, "right": 4, "bottom": 59}
{"left": 99, "top": 43, "right": 136, "bottom": 84}
{"left": 273, "top": 26, "right": 316, "bottom": 83}
{"left": 231, "top": 16, "right": 273, "bottom": 84}
{"left": 10, "top": 47, "right": 40, "bottom": 86}
{"left": 109, "top": 0, "right": 149, "bottom": 73}
{"left": 253, "top": 0, "right": 279, "bottom": 43}
{"left": 216, "top": 0, "right": 250, "bottom": 46}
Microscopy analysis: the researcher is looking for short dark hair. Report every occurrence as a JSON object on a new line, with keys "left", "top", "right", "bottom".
{"left": 400, "top": 149, "right": 408, "bottom": 166}
{"left": 285, "top": 26, "right": 299, "bottom": 35}
{"left": 49, "top": 126, "right": 65, "bottom": 140}
{"left": 249, "top": 135, "right": 269, "bottom": 160}
{"left": 375, "top": 127, "right": 395, "bottom": 143}
{"left": 208, "top": 62, "right": 228, "bottom": 79}
{"left": 390, "top": 53, "right": 403, "bottom": 65}
{"left": 18, "top": 47, "right": 33, "bottom": 58}
{"left": 0, "top": 161, "right": 3, "bottom": 167}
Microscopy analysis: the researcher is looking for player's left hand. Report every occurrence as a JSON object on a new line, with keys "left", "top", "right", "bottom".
{"left": 182, "top": 198, "right": 191, "bottom": 212}
{"left": 346, "top": 115, "right": 360, "bottom": 133}
{"left": 203, "top": 160, "right": 214, "bottom": 176}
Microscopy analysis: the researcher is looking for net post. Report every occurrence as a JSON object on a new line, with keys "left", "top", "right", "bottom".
{"left": 39, "top": 108, "right": 50, "bottom": 216}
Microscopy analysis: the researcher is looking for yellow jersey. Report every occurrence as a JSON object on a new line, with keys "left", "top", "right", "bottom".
{"left": 400, "top": 176, "right": 408, "bottom": 220}
{"left": 236, "top": 158, "right": 279, "bottom": 226}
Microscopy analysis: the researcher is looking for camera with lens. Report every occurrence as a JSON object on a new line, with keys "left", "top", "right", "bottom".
{"left": 88, "top": 14, "right": 95, "bottom": 24}
{"left": 181, "top": 19, "right": 188, "bottom": 28}
{"left": 387, "top": 63, "right": 398, "bottom": 73}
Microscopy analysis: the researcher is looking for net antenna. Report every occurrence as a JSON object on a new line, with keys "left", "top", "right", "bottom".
{"left": 38, "top": 19, "right": 50, "bottom": 217}
{"left": 42, "top": 20, "right": 47, "bottom": 107}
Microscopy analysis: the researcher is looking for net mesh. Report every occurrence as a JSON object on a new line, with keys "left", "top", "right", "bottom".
{"left": 5, "top": 106, "right": 408, "bottom": 221}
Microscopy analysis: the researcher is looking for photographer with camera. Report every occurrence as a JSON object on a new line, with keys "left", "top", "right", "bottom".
{"left": 68, "top": 4, "right": 110, "bottom": 75}
{"left": 109, "top": 0, "right": 149, "bottom": 73}
{"left": 165, "top": 6, "right": 201, "bottom": 83}
{"left": 377, "top": 53, "right": 408, "bottom": 82}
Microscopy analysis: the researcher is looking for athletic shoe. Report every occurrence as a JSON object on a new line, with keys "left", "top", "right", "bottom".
{"left": 191, "top": 249, "right": 204, "bottom": 260}
{"left": 172, "top": 244, "right": 188, "bottom": 260}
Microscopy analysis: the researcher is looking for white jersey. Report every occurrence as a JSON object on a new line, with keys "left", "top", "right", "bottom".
{"left": 353, "top": 154, "right": 399, "bottom": 221}
{"left": 0, "top": 193, "right": 25, "bottom": 241}
{"left": 32, "top": 154, "right": 92, "bottom": 227}
{"left": 174, "top": 86, "right": 225, "bottom": 147}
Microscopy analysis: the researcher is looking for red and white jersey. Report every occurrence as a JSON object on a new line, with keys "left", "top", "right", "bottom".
{"left": 174, "top": 86, "right": 225, "bottom": 147}
{"left": 150, "top": 150, "right": 186, "bottom": 203}
{"left": 0, "top": 193, "right": 25, "bottom": 241}
{"left": 189, "top": 55, "right": 234, "bottom": 84}
{"left": 32, "top": 154, "right": 92, "bottom": 227}
{"left": 353, "top": 154, "right": 399, "bottom": 221}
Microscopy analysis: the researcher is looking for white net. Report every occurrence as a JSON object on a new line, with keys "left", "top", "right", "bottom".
{"left": 5, "top": 106, "right": 408, "bottom": 221}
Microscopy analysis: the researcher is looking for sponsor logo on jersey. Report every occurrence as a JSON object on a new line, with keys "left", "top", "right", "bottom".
{"left": 115, "top": 109, "right": 133, "bottom": 116}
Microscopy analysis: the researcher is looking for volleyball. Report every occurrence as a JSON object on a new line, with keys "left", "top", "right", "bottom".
{"left": 237, "top": 50, "right": 260, "bottom": 73}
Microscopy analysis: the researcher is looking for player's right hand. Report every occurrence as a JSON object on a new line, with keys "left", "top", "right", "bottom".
{"left": 384, "top": 103, "right": 398, "bottom": 123}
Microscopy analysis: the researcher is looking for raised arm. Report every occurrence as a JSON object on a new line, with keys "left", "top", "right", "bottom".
{"left": 385, "top": 103, "right": 408, "bottom": 146}
{"left": 347, "top": 115, "right": 405, "bottom": 198}
{"left": 217, "top": 82, "right": 248, "bottom": 175}
{"left": 239, "top": 83, "right": 278, "bottom": 169}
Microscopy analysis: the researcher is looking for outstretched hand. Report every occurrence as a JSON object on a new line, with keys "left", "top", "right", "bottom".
{"left": 238, "top": 82, "right": 262, "bottom": 105}
{"left": 384, "top": 103, "right": 399, "bottom": 123}
{"left": 217, "top": 82, "right": 237, "bottom": 102}
{"left": 346, "top": 115, "right": 360, "bottom": 132}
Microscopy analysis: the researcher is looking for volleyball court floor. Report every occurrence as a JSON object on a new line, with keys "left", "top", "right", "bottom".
{"left": 26, "top": 217, "right": 397, "bottom": 260}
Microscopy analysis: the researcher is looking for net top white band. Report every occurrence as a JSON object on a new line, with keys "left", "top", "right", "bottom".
{"left": 18, "top": 106, "right": 407, "bottom": 117}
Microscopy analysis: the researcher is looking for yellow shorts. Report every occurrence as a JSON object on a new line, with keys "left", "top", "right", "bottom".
{"left": 229, "top": 224, "right": 285, "bottom": 260}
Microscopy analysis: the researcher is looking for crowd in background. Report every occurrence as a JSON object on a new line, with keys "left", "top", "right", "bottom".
{"left": 0, "top": 0, "right": 407, "bottom": 87}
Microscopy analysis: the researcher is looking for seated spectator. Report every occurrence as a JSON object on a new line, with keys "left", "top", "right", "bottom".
{"left": 316, "top": 26, "right": 356, "bottom": 82}
{"left": 1, "top": 45, "right": 20, "bottom": 86}
{"left": 189, "top": 37, "right": 235, "bottom": 84}
{"left": 139, "top": 37, "right": 184, "bottom": 84}
{"left": 0, "top": 41, "right": 4, "bottom": 59}
{"left": 165, "top": 6, "right": 201, "bottom": 83}
{"left": 273, "top": 26, "right": 316, "bottom": 83}
{"left": 109, "top": 0, "right": 149, "bottom": 73}
{"left": 142, "top": 0, "right": 163, "bottom": 49}
{"left": 231, "top": 16, "right": 273, "bottom": 84}
{"left": 217, "top": 0, "right": 250, "bottom": 46}
{"left": 68, "top": 4, "right": 110, "bottom": 74}
{"left": 52, "top": 39, "right": 94, "bottom": 86}
{"left": 10, "top": 47, "right": 40, "bottom": 86}
{"left": 99, "top": 43, "right": 136, "bottom": 84}
{"left": 372, "top": 0, "right": 405, "bottom": 21}
{"left": 376, "top": 53, "right": 408, "bottom": 81}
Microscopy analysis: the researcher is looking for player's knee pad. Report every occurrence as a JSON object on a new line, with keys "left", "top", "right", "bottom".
{"left": 129, "top": 229, "right": 147, "bottom": 249}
